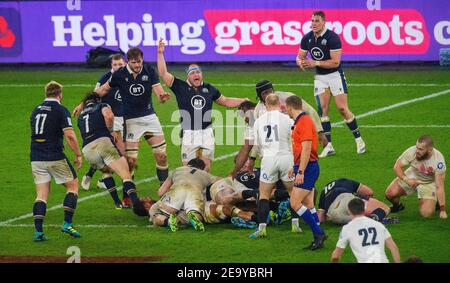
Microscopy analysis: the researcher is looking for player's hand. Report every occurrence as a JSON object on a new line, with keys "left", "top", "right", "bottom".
{"left": 302, "top": 59, "right": 315, "bottom": 69}
{"left": 406, "top": 178, "right": 419, "bottom": 188}
{"left": 74, "top": 155, "right": 82, "bottom": 170}
{"left": 228, "top": 170, "right": 237, "bottom": 180}
{"left": 158, "top": 38, "right": 165, "bottom": 54}
{"left": 440, "top": 211, "right": 448, "bottom": 219}
{"left": 296, "top": 57, "right": 305, "bottom": 71}
{"left": 288, "top": 168, "right": 295, "bottom": 179}
{"left": 72, "top": 103, "right": 83, "bottom": 117}
{"left": 295, "top": 172, "right": 304, "bottom": 185}
{"left": 158, "top": 92, "right": 171, "bottom": 103}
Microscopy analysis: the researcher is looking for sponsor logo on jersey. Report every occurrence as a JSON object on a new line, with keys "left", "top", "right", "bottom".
{"left": 437, "top": 162, "right": 444, "bottom": 170}
{"left": 311, "top": 47, "right": 325, "bottom": 60}
{"left": 129, "top": 84, "right": 145, "bottom": 96}
{"left": 191, "top": 95, "right": 206, "bottom": 110}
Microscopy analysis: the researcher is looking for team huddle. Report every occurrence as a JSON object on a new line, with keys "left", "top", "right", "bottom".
{"left": 29, "top": 11, "right": 446, "bottom": 263}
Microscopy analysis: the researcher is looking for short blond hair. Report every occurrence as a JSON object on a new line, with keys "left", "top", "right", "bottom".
{"left": 45, "top": 81, "right": 63, "bottom": 97}
{"left": 265, "top": 93, "right": 280, "bottom": 106}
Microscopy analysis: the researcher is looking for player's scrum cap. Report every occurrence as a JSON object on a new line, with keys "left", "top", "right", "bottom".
{"left": 255, "top": 80, "right": 273, "bottom": 97}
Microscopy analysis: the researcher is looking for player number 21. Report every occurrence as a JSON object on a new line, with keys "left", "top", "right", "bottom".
{"left": 264, "top": 124, "right": 279, "bottom": 142}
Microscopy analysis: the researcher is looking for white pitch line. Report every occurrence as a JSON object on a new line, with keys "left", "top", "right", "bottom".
{"left": 0, "top": 151, "right": 239, "bottom": 226}
{"left": 0, "top": 223, "right": 155, "bottom": 229}
{"left": 333, "top": 89, "right": 450, "bottom": 126}
{"left": 0, "top": 83, "right": 449, "bottom": 88}
{"left": 1, "top": 89, "right": 449, "bottom": 226}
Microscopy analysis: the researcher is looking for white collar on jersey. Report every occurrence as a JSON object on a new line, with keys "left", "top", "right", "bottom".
{"left": 186, "top": 80, "right": 204, "bottom": 88}
{"left": 315, "top": 28, "right": 328, "bottom": 38}
{"left": 126, "top": 64, "right": 143, "bottom": 75}
{"left": 44, "top": 98, "right": 61, "bottom": 104}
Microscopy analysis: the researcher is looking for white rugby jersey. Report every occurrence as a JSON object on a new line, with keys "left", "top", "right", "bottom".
{"left": 253, "top": 110, "right": 293, "bottom": 157}
{"left": 336, "top": 216, "right": 392, "bottom": 263}
{"left": 397, "top": 146, "right": 446, "bottom": 183}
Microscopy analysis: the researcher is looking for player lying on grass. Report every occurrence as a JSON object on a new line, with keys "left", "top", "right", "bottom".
{"left": 317, "top": 178, "right": 399, "bottom": 225}
{"left": 133, "top": 158, "right": 219, "bottom": 231}
{"left": 77, "top": 92, "right": 140, "bottom": 209}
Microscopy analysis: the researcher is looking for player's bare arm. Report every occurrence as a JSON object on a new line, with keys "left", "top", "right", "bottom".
{"left": 157, "top": 38, "right": 175, "bottom": 88}
{"left": 215, "top": 95, "right": 248, "bottom": 108}
{"left": 158, "top": 178, "right": 173, "bottom": 197}
{"left": 331, "top": 247, "right": 344, "bottom": 263}
{"left": 230, "top": 139, "right": 253, "bottom": 178}
{"left": 393, "top": 159, "right": 418, "bottom": 188}
{"left": 436, "top": 172, "right": 447, "bottom": 219}
{"left": 152, "top": 83, "right": 171, "bottom": 103}
{"left": 385, "top": 237, "right": 401, "bottom": 263}
{"left": 296, "top": 49, "right": 308, "bottom": 71}
{"left": 101, "top": 106, "right": 115, "bottom": 132}
{"left": 72, "top": 82, "right": 111, "bottom": 117}
{"left": 63, "top": 128, "right": 82, "bottom": 170}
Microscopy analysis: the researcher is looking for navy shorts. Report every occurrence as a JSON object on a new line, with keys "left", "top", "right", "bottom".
{"left": 293, "top": 161, "right": 319, "bottom": 190}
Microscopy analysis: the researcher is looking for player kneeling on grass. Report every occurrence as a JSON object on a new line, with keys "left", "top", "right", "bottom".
{"left": 142, "top": 158, "right": 219, "bottom": 232}
{"left": 77, "top": 92, "right": 140, "bottom": 209}
{"left": 385, "top": 135, "right": 447, "bottom": 219}
{"left": 318, "top": 178, "right": 399, "bottom": 225}
{"left": 30, "top": 81, "right": 83, "bottom": 241}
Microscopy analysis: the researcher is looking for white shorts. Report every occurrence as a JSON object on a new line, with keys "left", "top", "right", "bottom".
{"left": 314, "top": 71, "right": 348, "bottom": 97}
{"left": 149, "top": 200, "right": 188, "bottom": 225}
{"left": 159, "top": 183, "right": 205, "bottom": 216}
{"left": 327, "top": 193, "right": 358, "bottom": 224}
{"left": 82, "top": 137, "right": 121, "bottom": 170}
{"left": 181, "top": 127, "right": 215, "bottom": 162}
{"left": 31, "top": 159, "right": 76, "bottom": 185}
{"left": 125, "top": 114, "right": 163, "bottom": 142}
{"left": 260, "top": 154, "right": 294, "bottom": 184}
{"left": 113, "top": 116, "right": 124, "bottom": 136}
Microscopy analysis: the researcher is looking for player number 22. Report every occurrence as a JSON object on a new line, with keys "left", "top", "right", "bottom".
{"left": 358, "top": 227, "right": 379, "bottom": 247}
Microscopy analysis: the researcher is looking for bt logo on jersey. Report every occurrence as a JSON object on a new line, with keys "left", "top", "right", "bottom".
{"left": 129, "top": 84, "right": 145, "bottom": 96}
{"left": 191, "top": 95, "right": 206, "bottom": 110}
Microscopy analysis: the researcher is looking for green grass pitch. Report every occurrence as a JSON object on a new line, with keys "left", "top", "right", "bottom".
{"left": 0, "top": 65, "right": 449, "bottom": 263}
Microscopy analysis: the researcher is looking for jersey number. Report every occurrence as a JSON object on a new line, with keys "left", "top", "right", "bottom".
{"left": 358, "top": 227, "right": 379, "bottom": 247}
{"left": 263, "top": 124, "right": 279, "bottom": 142}
{"left": 324, "top": 181, "right": 336, "bottom": 195}
{"left": 83, "top": 115, "right": 90, "bottom": 133}
{"left": 34, "top": 114, "right": 47, "bottom": 134}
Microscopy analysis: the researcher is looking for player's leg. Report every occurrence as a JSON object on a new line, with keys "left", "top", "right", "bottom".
{"left": 316, "top": 89, "right": 335, "bottom": 158}
{"left": 33, "top": 182, "right": 50, "bottom": 241}
{"left": 146, "top": 134, "right": 169, "bottom": 186}
{"left": 357, "top": 184, "right": 374, "bottom": 198}
{"left": 249, "top": 181, "right": 274, "bottom": 238}
{"left": 99, "top": 169, "right": 122, "bottom": 209}
{"left": 61, "top": 178, "right": 81, "bottom": 238}
{"left": 184, "top": 188, "right": 206, "bottom": 231}
{"left": 385, "top": 179, "right": 408, "bottom": 212}
{"left": 107, "top": 156, "right": 139, "bottom": 205}
{"left": 417, "top": 184, "right": 438, "bottom": 218}
{"left": 365, "top": 198, "right": 391, "bottom": 222}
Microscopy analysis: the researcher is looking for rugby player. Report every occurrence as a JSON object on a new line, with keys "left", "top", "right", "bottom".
{"left": 248, "top": 94, "right": 295, "bottom": 239}
{"left": 385, "top": 135, "right": 447, "bottom": 219}
{"left": 331, "top": 198, "right": 401, "bottom": 263}
{"left": 77, "top": 92, "right": 140, "bottom": 210}
{"left": 30, "top": 81, "right": 82, "bottom": 241}
{"left": 296, "top": 11, "right": 366, "bottom": 158}
{"left": 74, "top": 47, "right": 171, "bottom": 187}
{"left": 317, "top": 178, "right": 398, "bottom": 225}
{"left": 157, "top": 38, "right": 247, "bottom": 171}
